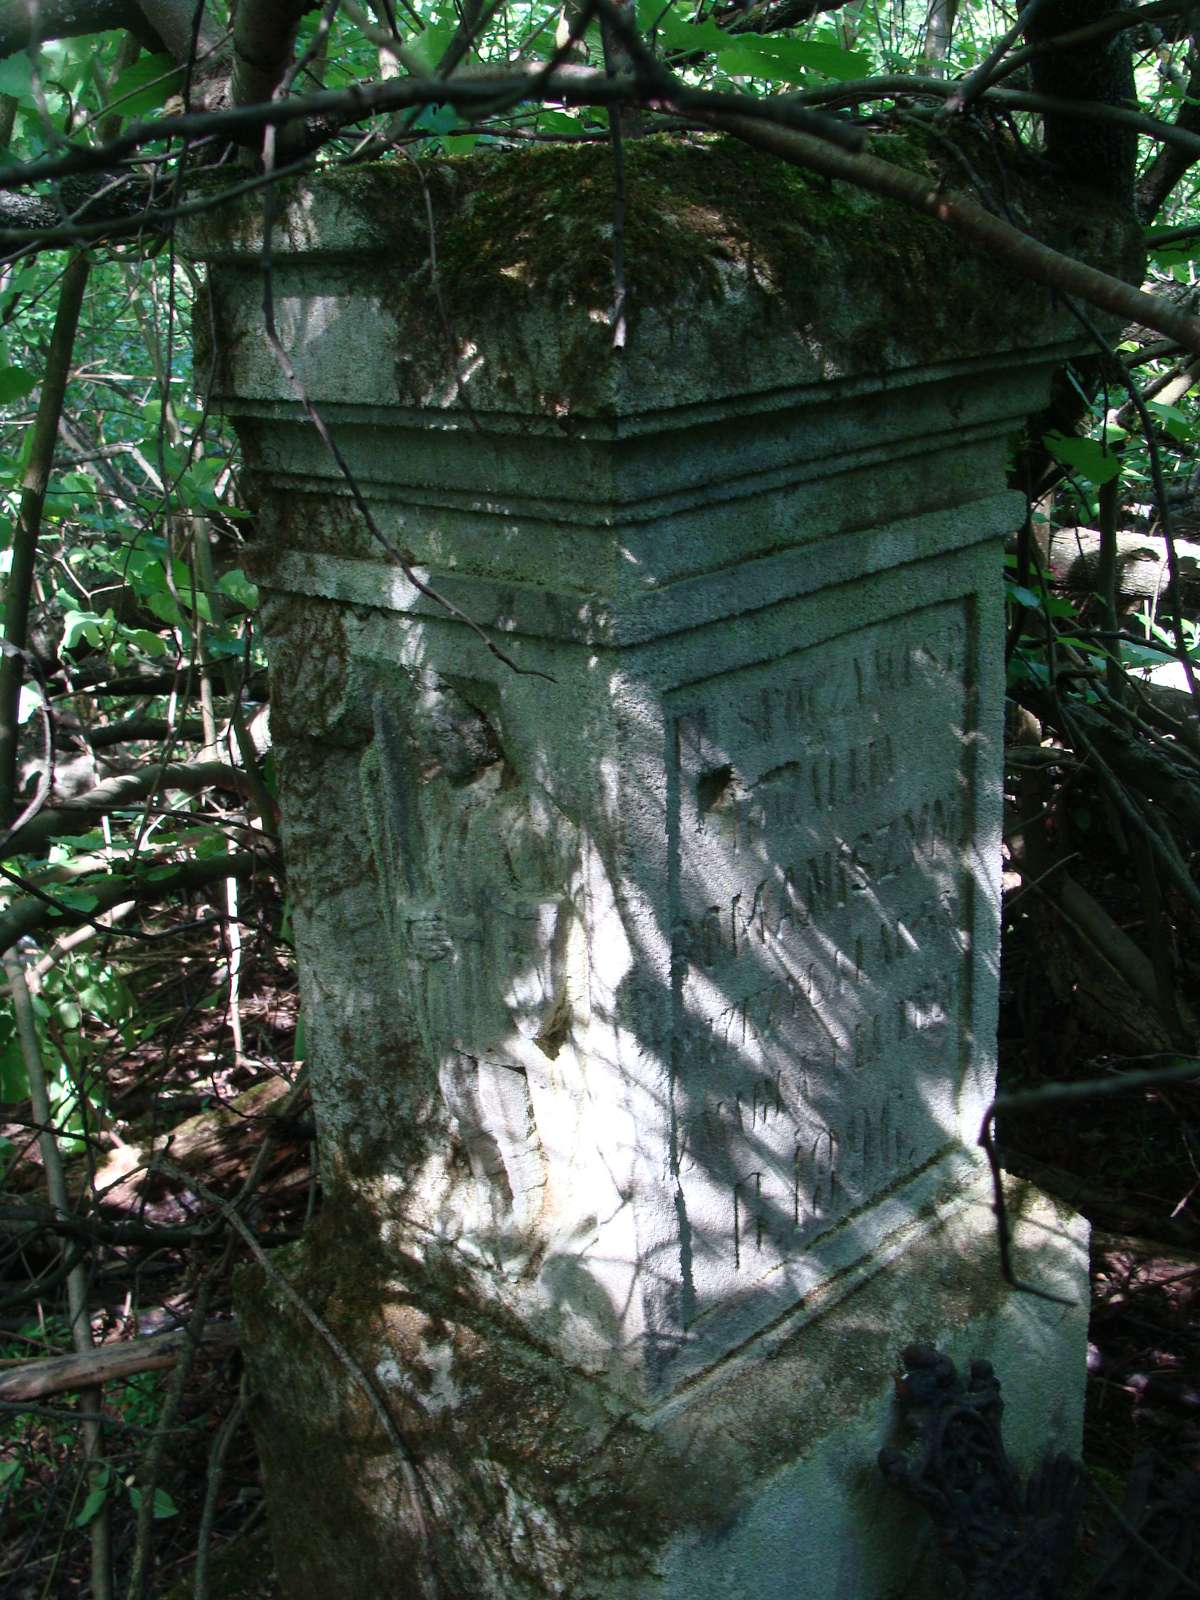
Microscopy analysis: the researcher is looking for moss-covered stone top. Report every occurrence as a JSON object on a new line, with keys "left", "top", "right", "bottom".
{"left": 186, "top": 131, "right": 1140, "bottom": 410}
{"left": 197, "top": 132, "right": 1132, "bottom": 305}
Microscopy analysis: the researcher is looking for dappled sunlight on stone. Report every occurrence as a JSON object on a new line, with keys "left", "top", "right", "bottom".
{"left": 182, "top": 142, "right": 1107, "bottom": 1599}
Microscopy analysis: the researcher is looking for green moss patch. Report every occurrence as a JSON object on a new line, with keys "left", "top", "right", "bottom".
{"left": 299, "top": 131, "right": 1133, "bottom": 350}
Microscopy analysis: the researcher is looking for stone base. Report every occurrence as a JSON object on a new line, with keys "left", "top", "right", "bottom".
{"left": 237, "top": 1168, "right": 1087, "bottom": 1600}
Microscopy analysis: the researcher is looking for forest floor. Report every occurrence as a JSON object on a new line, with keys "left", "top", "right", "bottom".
{"left": 2, "top": 868, "right": 1199, "bottom": 1598}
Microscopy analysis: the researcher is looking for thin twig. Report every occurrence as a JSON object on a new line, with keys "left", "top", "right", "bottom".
{"left": 946, "top": 0, "right": 1052, "bottom": 111}
{"left": 156, "top": 1158, "right": 443, "bottom": 1600}
{"left": 1085, "top": 1465, "right": 1200, "bottom": 1595}
{"left": 1062, "top": 700, "right": 1200, "bottom": 918}
{"left": 257, "top": 136, "right": 554, "bottom": 682}
{"left": 124, "top": 1272, "right": 216, "bottom": 1600}
{"left": 4, "top": 952, "right": 112, "bottom": 1598}
{"left": 193, "top": 1389, "right": 249, "bottom": 1600}
{"left": 0, "top": 1399, "right": 198, "bottom": 1435}
{"left": 981, "top": 1056, "right": 1200, "bottom": 1297}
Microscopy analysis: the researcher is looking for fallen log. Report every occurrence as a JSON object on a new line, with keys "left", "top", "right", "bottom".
{"left": 1047, "top": 525, "right": 1200, "bottom": 604}
{"left": 0, "top": 1320, "right": 237, "bottom": 1404}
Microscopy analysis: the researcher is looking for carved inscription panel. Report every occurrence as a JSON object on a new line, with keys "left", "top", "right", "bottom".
{"left": 663, "top": 600, "right": 980, "bottom": 1321}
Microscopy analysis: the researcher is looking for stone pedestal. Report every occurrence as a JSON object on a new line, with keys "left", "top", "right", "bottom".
{"left": 187, "top": 141, "right": 1125, "bottom": 1598}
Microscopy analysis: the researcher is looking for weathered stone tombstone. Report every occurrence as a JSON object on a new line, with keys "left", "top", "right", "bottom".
{"left": 187, "top": 142, "right": 1127, "bottom": 1598}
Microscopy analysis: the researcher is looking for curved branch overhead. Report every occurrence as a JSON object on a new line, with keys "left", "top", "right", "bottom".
{"left": 5, "top": 761, "right": 256, "bottom": 855}
{"left": 0, "top": 0, "right": 223, "bottom": 65}
{"left": 133, "top": 0, "right": 223, "bottom": 65}
{"left": 711, "top": 0, "right": 856, "bottom": 33}
{"left": 714, "top": 110, "right": 1196, "bottom": 349}
{"left": 1138, "top": 18, "right": 1200, "bottom": 219}
{"left": 230, "top": 0, "right": 310, "bottom": 108}
{"left": 0, "top": 850, "right": 262, "bottom": 950}
{"left": 0, "top": 0, "right": 148, "bottom": 57}
{"left": 0, "top": 5, "right": 1195, "bottom": 419}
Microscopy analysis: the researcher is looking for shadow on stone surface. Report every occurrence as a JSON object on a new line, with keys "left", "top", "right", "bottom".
{"left": 179, "top": 140, "right": 1124, "bottom": 1598}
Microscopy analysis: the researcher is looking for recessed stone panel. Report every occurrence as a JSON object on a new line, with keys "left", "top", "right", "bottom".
{"left": 663, "top": 600, "right": 975, "bottom": 1331}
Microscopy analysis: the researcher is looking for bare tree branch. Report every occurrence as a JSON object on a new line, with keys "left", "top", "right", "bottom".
{"left": 713, "top": 111, "right": 1200, "bottom": 353}
{"left": 5, "top": 759, "right": 255, "bottom": 853}
{"left": 134, "top": 0, "right": 223, "bottom": 68}
{"left": 72, "top": 715, "right": 208, "bottom": 746}
{"left": 0, "top": 62, "right": 863, "bottom": 200}
{"left": 712, "top": 0, "right": 869, "bottom": 34}
{"left": 989, "top": 0, "right": 1193, "bottom": 87}
{"left": 0, "top": 849, "right": 262, "bottom": 952}
{"left": 0, "top": 1323, "right": 238, "bottom": 1404}
{"left": 0, "top": 254, "right": 90, "bottom": 827}
{"left": 1138, "top": 25, "right": 1200, "bottom": 219}
{"left": 231, "top": 0, "right": 310, "bottom": 109}
{"left": 0, "top": 0, "right": 149, "bottom": 57}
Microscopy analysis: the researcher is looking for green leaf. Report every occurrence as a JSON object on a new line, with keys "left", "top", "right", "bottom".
{"left": 73, "top": 1466, "right": 113, "bottom": 1527}
{"left": 1057, "top": 633, "right": 1106, "bottom": 657}
{"left": 717, "top": 36, "right": 872, "bottom": 82}
{"left": 1147, "top": 399, "right": 1194, "bottom": 442}
{"left": 62, "top": 609, "right": 107, "bottom": 651}
{"left": 1120, "top": 640, "right": 1177, "bottom": 669}
{"left": 193, "top": 830, "right": 230, "bottom": 859}
{"left": 642, "top": 2, "right": 729, "bottom": 52}
{"left": 1007, "top": 654, "right": 1051, "bottom": 687}
{"left": 538, "top": 110, "right": 587, "bottom": 133}
{"left": 74, "top": 1486, "right": 108, "bottom": 1527}
{"left": 105, "top": 54, "right": 183, "bottom": 118}
{"left": 55, "top": 888, "right": 101, "bottom": 914}
{"left": 413, "top": 102, "right": 461, "bottom": 136}
{"left": 153, "top": 1488, "right": 179, "bottom": 1519}
{"left": 0, "top": 1034, "right": 26, "bottom": 1103}
{"left": 126, "top": 1484, "right": 178, "bottom": 1519}
{"left": 1147, "top": 231, "right": 1200, "bottom": 269}
{"left": 1007, "top": 578, "right": 1076, "bottom": 618}
{"left": 410, "top": 25, "right": 457, "bottom": 72}
{"left": 139, "top": 439, "right": 187, "bottom": 480}
{"left": 78, "top": 980, "right": 115, "bottom": 1014}
{"left": 768, "top": 35, "right": 873, "bottom": 79}
{"left": 0, "top": 366, "right": 37, "bottom": 405}
{"left": 217, "top": 568, "right": 259, "bottom": 609}
{"left": 145, "top": 588, "right": 183, "bottom": 627}
{"left": 1042, "top": 430, "right": 1121, "bottom": 485}
{"left": 166, "top": 557, "right": 214, "bottom": 620}
{"left": 0, "top": 55, "right": 33, "bottom": 100}
{"left": 125, "top": 628, "right": 169, "bottom": 657}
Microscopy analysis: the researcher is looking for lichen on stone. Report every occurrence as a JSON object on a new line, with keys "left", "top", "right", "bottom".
{"left": 260, "top": 129, "right": 1136, "bottom": 351}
